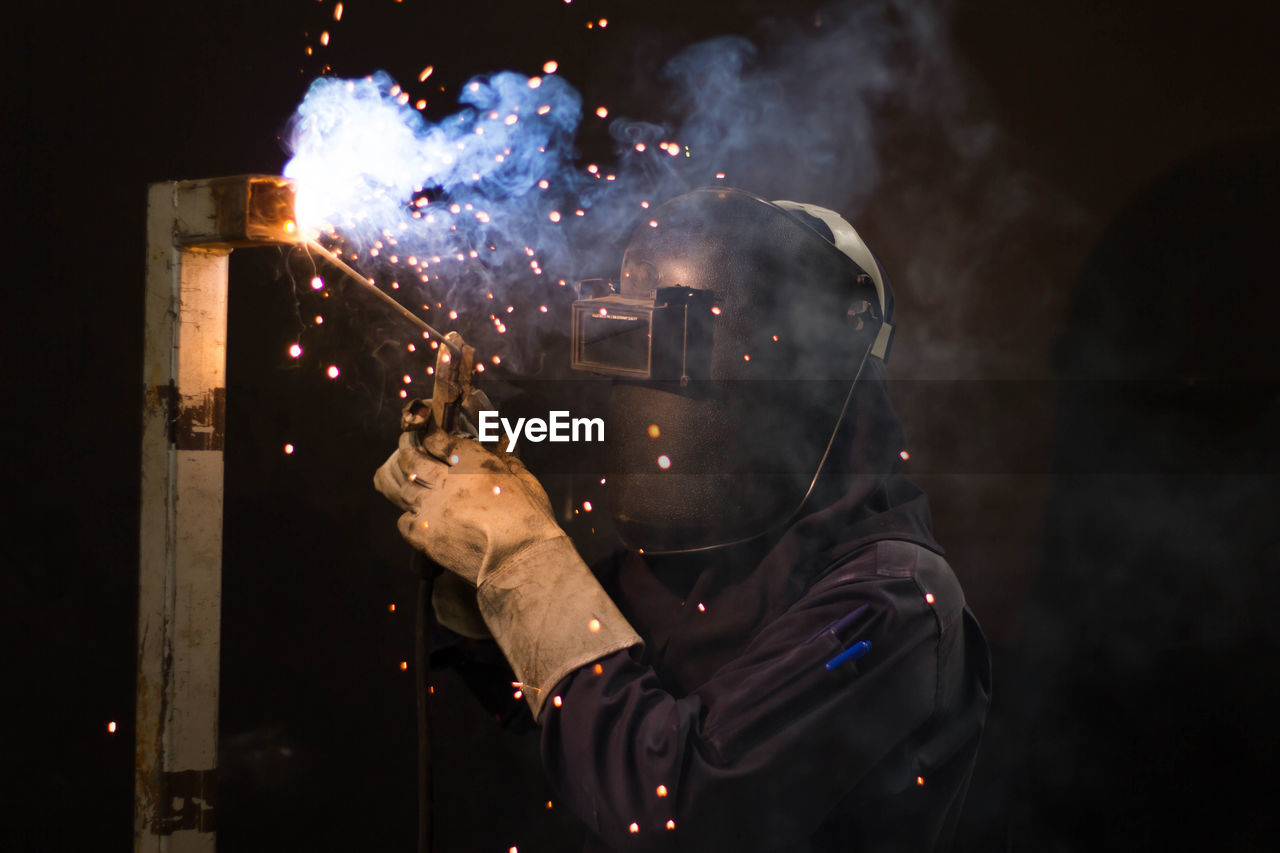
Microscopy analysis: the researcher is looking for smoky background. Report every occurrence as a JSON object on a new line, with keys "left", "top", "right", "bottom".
{"left": 3, "top": 0, "right": 1279, "bottom": 850}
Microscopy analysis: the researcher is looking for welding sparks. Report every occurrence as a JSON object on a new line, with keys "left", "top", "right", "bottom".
{"left": 657, "top": 454, "right": 671, "bottom": 469}
{"left": 899, "top": 450, "right": 910, "bottom": 461}
{"left": 107, "top": 721, "right": 117, "bottom": 734}
{"left": 326, "top": 365, "right": 340, "bottom": 378}
{"left": 288, "top": 343, "right": 302, "bottom": 358}
{"left": 588, "top": 618, "right": 601, "bottom": 632}
{"left": 656, "top": 784, "right": 668, "bottom": 797}
{"left": 400, "top": 661, "right": 409, "bottom": 671}
{"left": 333, "top": 2, "right": 343, "bottom": 20}
{"left": 667, "top": 820, "right": 676, "bottom": 830}
{"left": 925, "top": 593, "right": 936, "bottom": 605}
{"left": 283, "top": 443, "right": 295, "bottom": 455}
{"left": 629, "top": 823, "right": 639, "bottom": 834}
{"left": 283, "top": 37, "right": 798, "bottom": 376}
{"left": 697, "top": 602, "right": 706, "bottom": 612}
{"left": 647, "top": 424, "right": 661, "bottom": 438}
{"left": 553, "top": 695, "right": 563, "bottom": 708}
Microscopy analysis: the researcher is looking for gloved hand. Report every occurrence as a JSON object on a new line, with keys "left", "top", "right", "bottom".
{"left": 374, "top": 430, "right": 641, "bottom": 719}
{"left": 374, "top": 430, "right": 560, "bottom": 586}
{"left": 431, "top": 571, "right": 491, "bottom": 640}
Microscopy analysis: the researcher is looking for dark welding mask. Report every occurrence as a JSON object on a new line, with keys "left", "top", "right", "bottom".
{"left": 571, "top": 187, "right": 894, "bottom": 554}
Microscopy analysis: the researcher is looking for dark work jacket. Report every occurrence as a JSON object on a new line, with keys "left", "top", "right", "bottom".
{"left": 540, "top": 530, "right": 990, "bottom": 852}
{"left": 540, "top": 362, "right": 990, "bottom": 851}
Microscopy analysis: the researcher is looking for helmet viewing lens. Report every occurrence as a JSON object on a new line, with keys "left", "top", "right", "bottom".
{"left": 571, "top": 286, "right": 716, "bottom": 382}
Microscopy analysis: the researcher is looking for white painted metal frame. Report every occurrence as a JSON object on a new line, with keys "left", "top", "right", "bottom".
{"left": 137, "top": 177, "right": 295, "bottom": 852}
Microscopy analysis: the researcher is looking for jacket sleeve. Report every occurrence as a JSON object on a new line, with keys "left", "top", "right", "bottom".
{"left": 538, "top": 548, "right": 949, "bottom": 851}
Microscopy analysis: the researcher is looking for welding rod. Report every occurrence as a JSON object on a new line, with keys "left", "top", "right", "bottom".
{"left": 303, "top": 238, "right": 457, "bottom": 350}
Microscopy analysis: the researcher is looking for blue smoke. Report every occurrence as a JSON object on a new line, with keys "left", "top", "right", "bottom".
{"left": 285, "top": 70, "right": 591, "bottom": 282}
{"left": 282, "top": 1, "right": 1007, "bottom": 371}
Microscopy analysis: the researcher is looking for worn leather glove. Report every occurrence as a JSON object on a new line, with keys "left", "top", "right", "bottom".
{"left": 374, "top": 431, "right": 560, "bottom": 585}
{"left": 374, "top": 430, "right": 641, "bottom": 719}
{"left": 431, "top": 571, "right": 491, "bottom": 640}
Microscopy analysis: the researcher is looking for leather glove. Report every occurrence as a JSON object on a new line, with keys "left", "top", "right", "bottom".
{"left": 431, "top": 571, "right": 491, "bottom": 640}
{"left": 374, "top": 430, "right": 641, "bottom": 719}
{"left": 374, "top": 431, "right": 560, "bottom": 586}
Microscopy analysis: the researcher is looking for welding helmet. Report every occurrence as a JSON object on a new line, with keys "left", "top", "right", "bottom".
{"left": 571, "top": 187, "right": 894, "bottom": 554}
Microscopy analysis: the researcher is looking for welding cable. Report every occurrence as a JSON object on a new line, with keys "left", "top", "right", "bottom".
{"left": 413, "top": 552, "right": 435, "bottom": 853}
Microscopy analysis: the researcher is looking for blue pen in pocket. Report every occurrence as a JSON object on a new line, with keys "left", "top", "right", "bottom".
{"left": 825, "top": 639, "right": 873, "bottom": 671}
{"left": 807, "top": 603, "right": 870, "bottom": 646}
{"left": 808, "top": 603, "right": 874, "bottom": 671}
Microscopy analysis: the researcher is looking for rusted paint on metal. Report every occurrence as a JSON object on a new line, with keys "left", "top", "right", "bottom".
{"left": 173, "top": 175, "right": 298, "bottom": 248}
{"left": 175, "top": 388, "right": 225, "bottom": 451}
{"left": 133, "top": 655, "right": 160, "bottom": 832}
{"left": 154, "top": 769, "right": 217, "bottom": 834}
{"left": 141, "top": 382, "right": 181, "bottom": 448}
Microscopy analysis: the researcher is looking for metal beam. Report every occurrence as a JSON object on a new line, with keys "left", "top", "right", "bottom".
{"left": 137, "top": 176, "right": 297, "bottom": 852}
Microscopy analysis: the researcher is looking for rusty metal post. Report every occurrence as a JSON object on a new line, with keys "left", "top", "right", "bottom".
{"left": 137, "top": 176, "right": 296, "bottom": 852}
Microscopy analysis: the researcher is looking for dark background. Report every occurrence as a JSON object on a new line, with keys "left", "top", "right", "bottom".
{"left": 4, "top": 0, "right": 1279, "bottom": 850}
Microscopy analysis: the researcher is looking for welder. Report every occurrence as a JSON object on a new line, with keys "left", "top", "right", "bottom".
{"left": 375, "top": 187, "right": 990, "bottom": 852}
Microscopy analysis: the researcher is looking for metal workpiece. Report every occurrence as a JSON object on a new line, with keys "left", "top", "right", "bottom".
{"left": 136, "top": 176, "right": 298, "bottom": 852}
{"left": 168, "top": 174, "right": 299, "bottom": 248}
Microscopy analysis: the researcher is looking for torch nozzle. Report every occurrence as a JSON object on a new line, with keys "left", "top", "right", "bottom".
{"left": 302, "top": 238, "right": 457, "bottom": 352}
